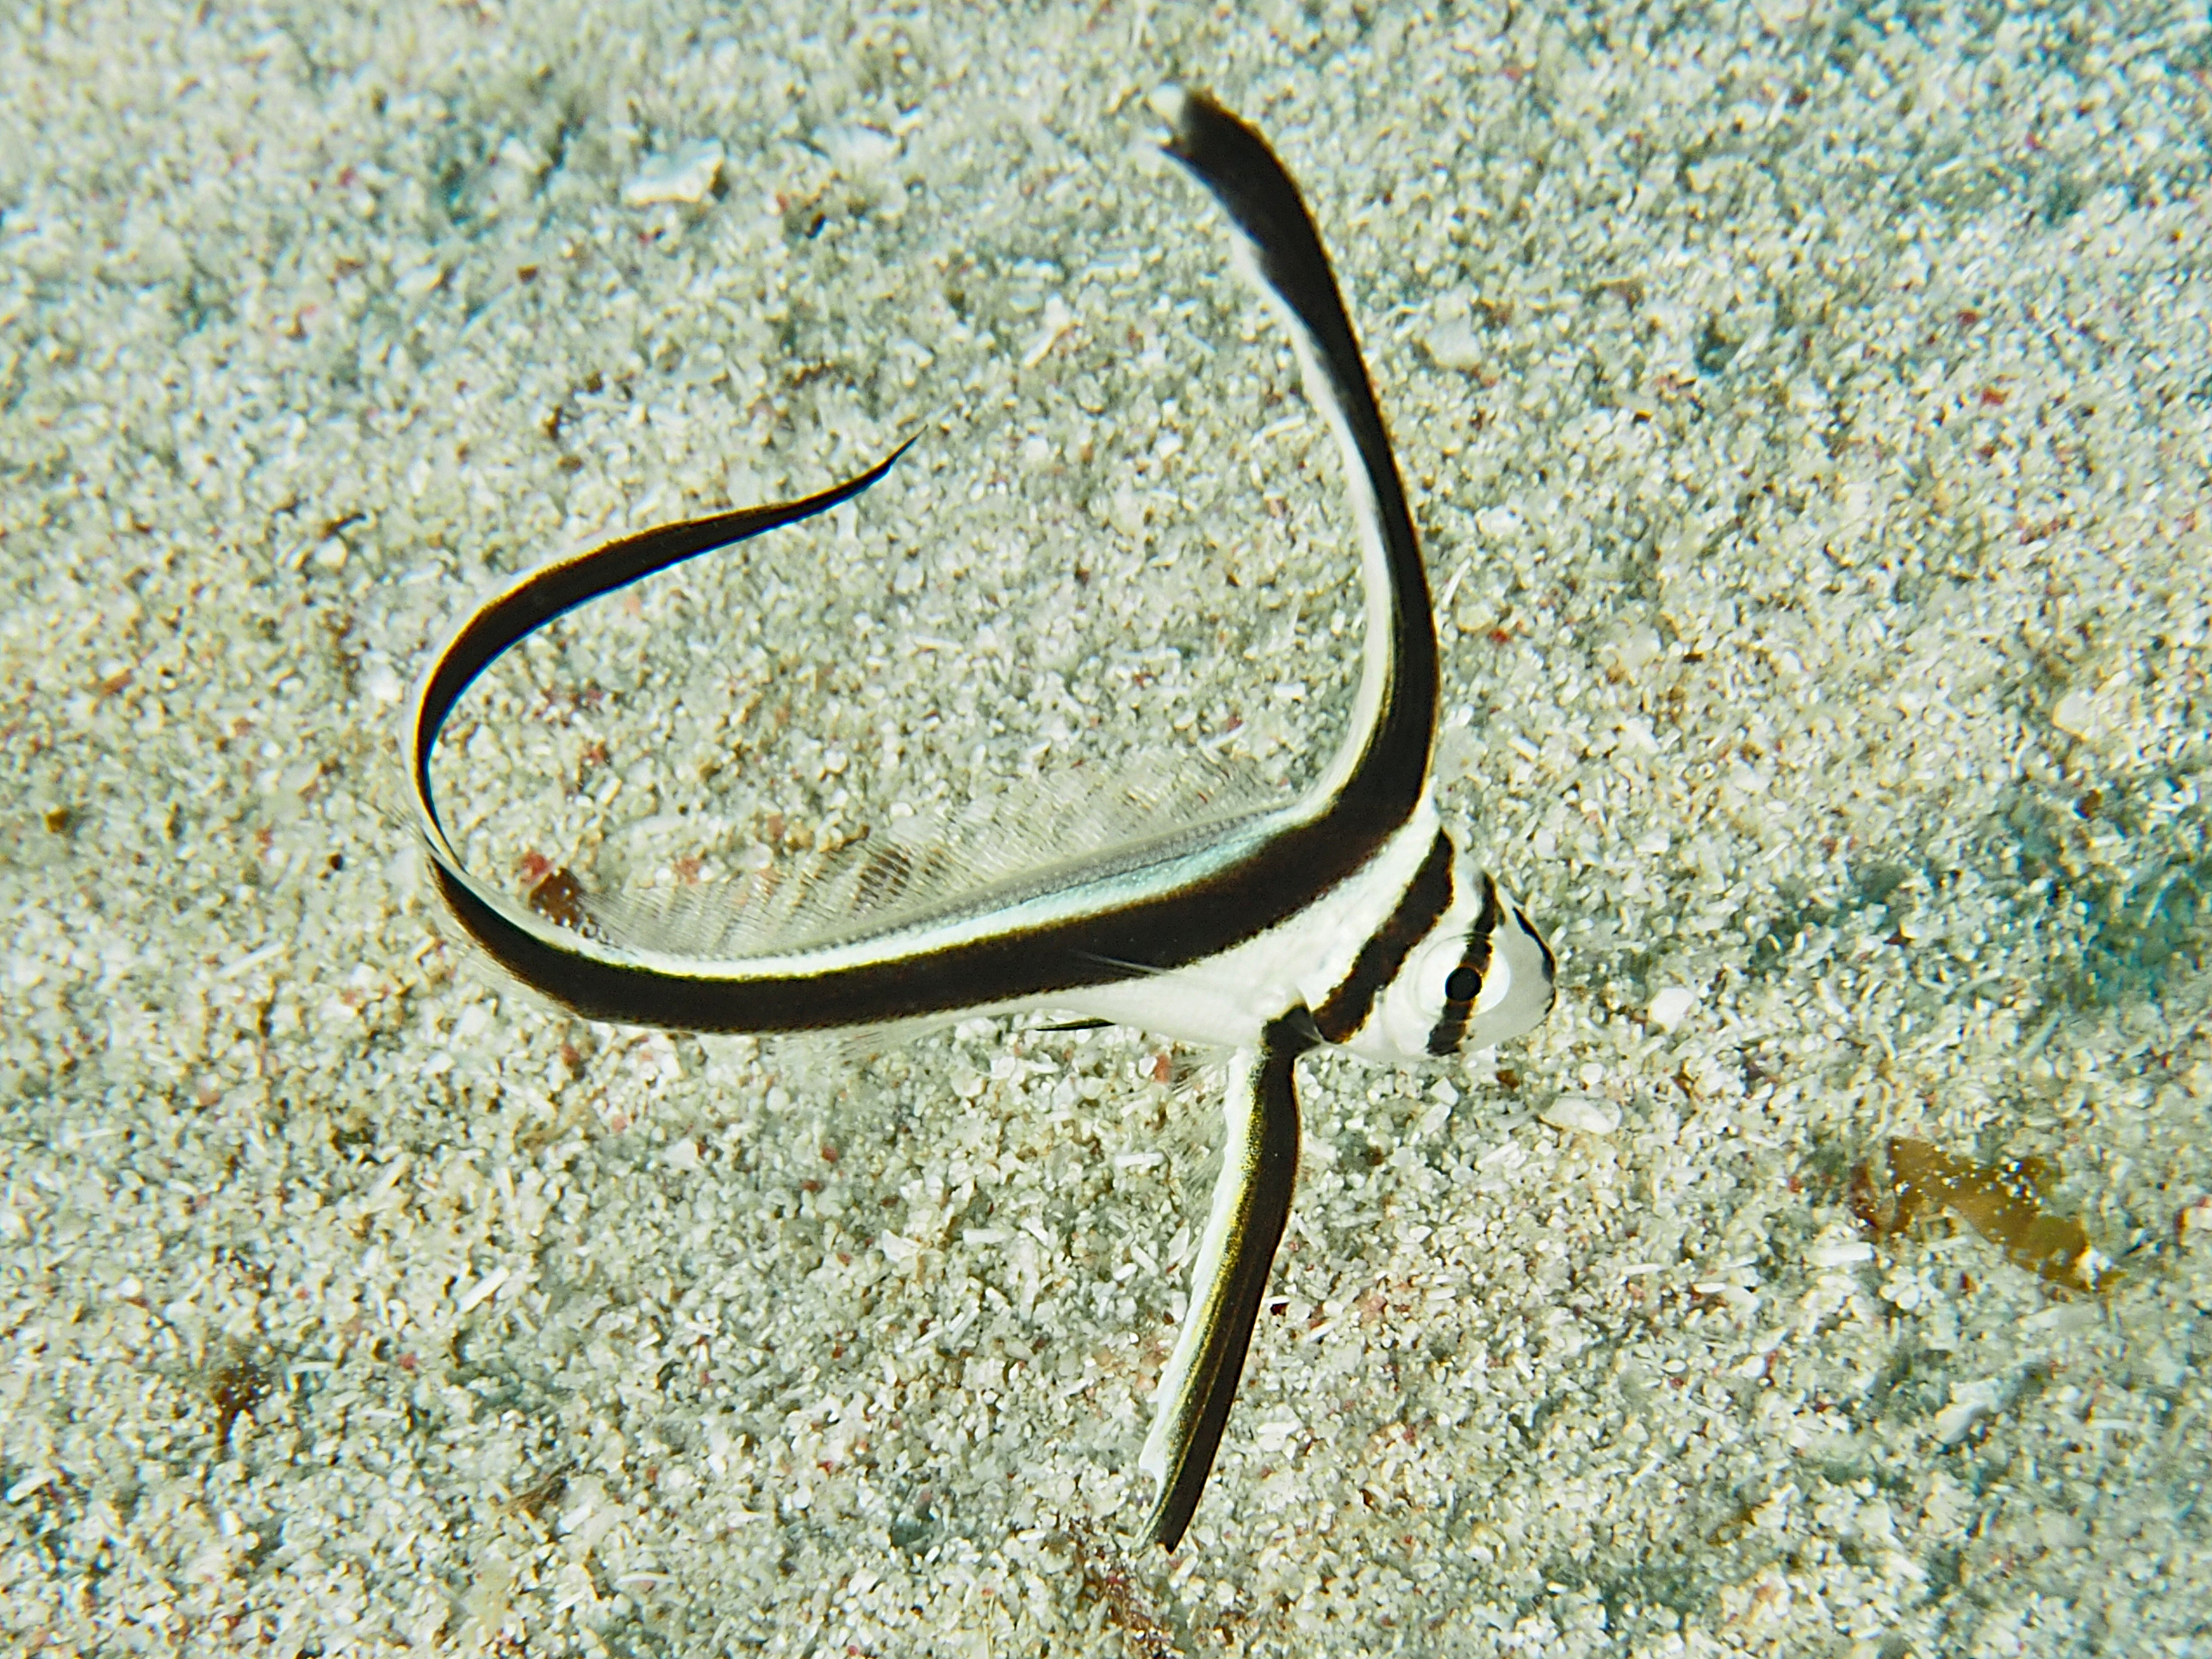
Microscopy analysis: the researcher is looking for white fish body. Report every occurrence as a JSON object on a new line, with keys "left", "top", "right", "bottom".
{"left": 407, "top": 88, "right": 1554, "bottom": 1552}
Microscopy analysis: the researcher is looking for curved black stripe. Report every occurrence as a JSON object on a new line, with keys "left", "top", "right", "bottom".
{"left": 1311, "top": 830, "right": 1452, "bottom": 1044}
{"left": 1519, "top": 905, "right": 1558, "bottom": 989}
{"left": 1165, "top": 92, "right": 1438, "bottom": 823}
{"left": 1147, "top": 1010, "right": 1312, "bottom": 1551}
{"left": 414, "top": 444, "right": 916, "bottom": 840}
{"left": 417, "top": 94, "right": 1441, "bottom": 1035}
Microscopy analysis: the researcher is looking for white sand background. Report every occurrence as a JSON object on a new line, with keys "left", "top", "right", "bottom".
{"left": 5, "top": 1, "right": 2211, "bottom": 1653}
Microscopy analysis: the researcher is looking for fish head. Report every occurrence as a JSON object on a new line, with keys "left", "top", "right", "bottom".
{"left": 1349, "top": 834, "right": 1555, "bottom": 1064}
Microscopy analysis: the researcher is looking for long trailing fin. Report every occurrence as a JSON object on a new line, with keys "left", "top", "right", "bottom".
{"left": 1140, "top": 1010, "right": 1313, "bottom": 1550}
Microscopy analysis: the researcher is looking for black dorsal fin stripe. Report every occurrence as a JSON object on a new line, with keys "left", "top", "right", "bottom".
{"left": 1164, "top": 91, "right": 1438, "bottom": 833}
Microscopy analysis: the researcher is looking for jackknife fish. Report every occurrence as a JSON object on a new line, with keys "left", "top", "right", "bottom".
{"left": 408, "top": 88, "right": 1554, "bottom": 1550}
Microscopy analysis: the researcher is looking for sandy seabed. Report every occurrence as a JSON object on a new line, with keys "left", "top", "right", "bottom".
{"left": 3, "top": 2, "right": 2210, "bottom": 1654}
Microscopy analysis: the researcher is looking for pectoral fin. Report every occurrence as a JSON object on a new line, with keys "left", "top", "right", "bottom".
{"left": 1140, "top": 1010, "right": 1314, "bottom": 1550}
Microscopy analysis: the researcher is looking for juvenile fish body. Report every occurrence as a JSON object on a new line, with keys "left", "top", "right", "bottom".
{"left": 409, "top": 89, "right": 1553, "bottom": 1550}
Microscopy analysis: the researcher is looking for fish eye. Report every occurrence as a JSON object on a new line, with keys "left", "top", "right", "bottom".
{"left": 1444, "top": 964, "right": 1481, "bottom": 1003}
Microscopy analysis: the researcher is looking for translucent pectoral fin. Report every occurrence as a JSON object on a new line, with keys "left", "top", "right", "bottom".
{"left": 1139, "top": 1013, "right": 1311, "bottom": 1550}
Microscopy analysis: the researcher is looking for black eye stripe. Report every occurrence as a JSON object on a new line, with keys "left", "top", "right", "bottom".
{"left": 1426, "top": 873, "right": 1501, "bottom": 1055}
{"left": 1474, "top": 871, "right": 1501, "bottom": 935}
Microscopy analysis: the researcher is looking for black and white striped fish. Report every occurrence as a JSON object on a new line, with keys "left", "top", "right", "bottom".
{"left": 407, "top": 89, "right": 1554, "bottom": 1551}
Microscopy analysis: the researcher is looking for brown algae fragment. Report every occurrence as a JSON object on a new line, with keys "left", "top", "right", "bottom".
{"left": 1849, "top": 1137, "right": 2118, "bottom": 1292}
{"left": 210, "top": 1351, "right": 272, "bottom": 1454}
{"left": 525, "top": 866, "right": 588, "bottom": 930}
